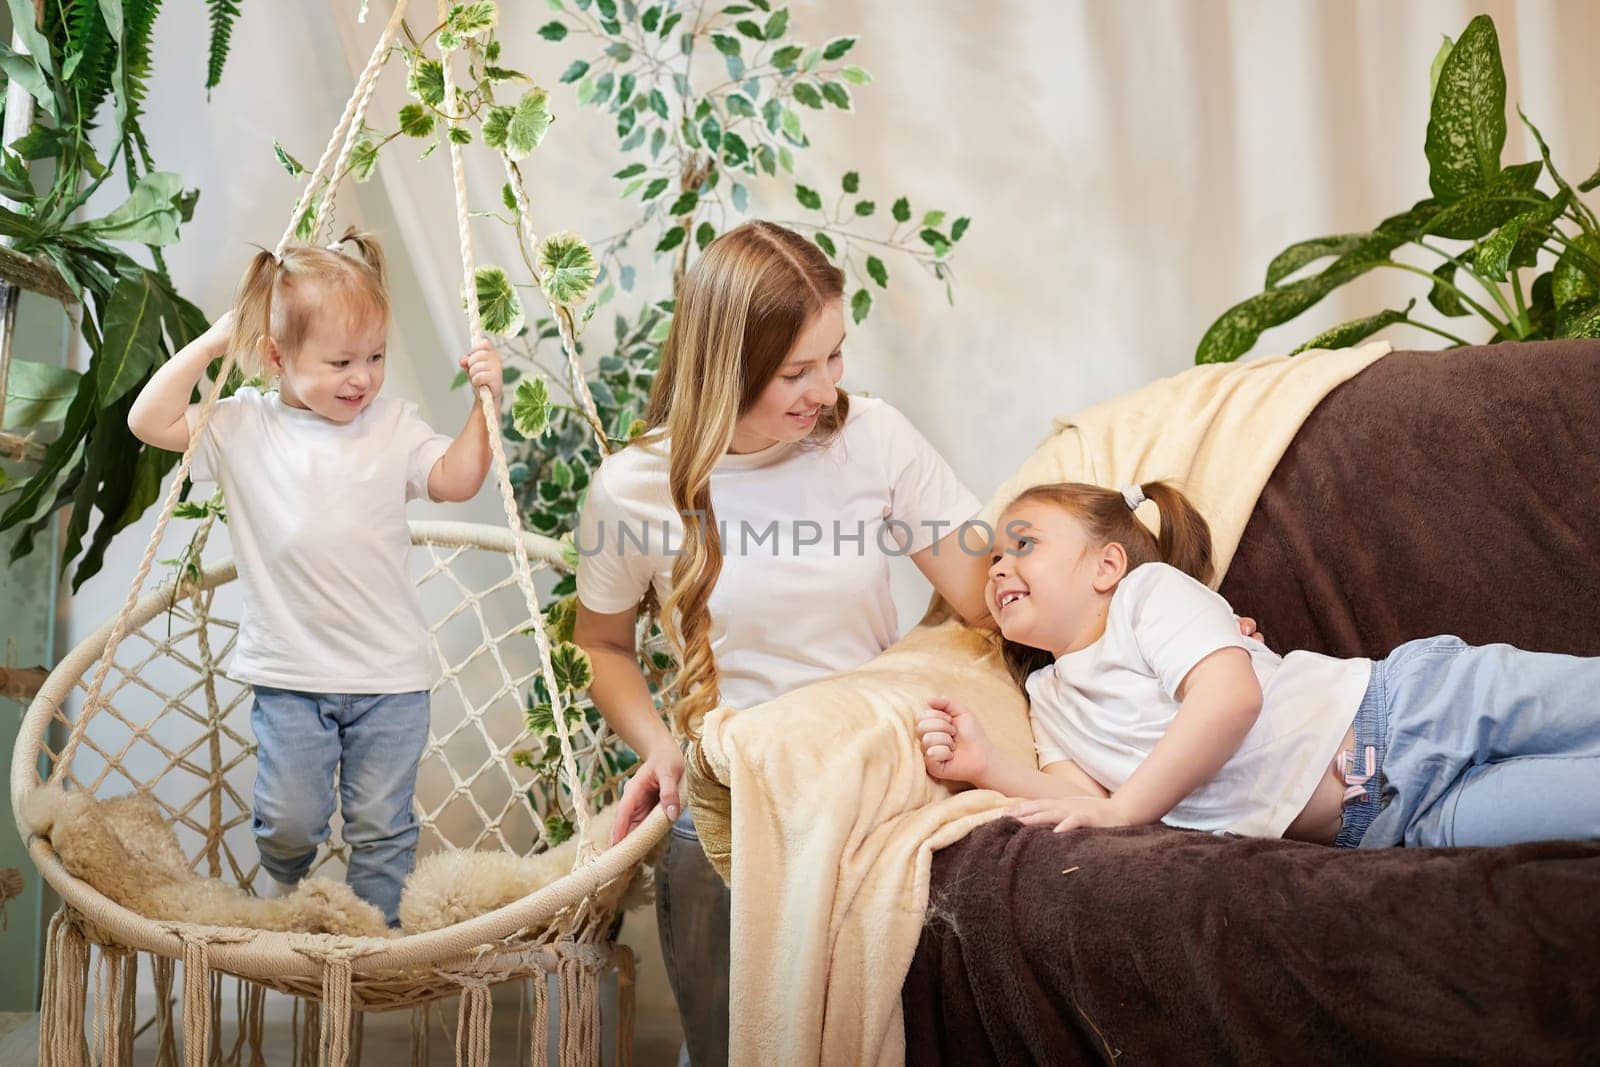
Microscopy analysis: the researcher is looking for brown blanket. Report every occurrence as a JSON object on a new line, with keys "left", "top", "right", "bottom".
{"left": 902, "top": 340, "right": 1600, "bottom": 1063}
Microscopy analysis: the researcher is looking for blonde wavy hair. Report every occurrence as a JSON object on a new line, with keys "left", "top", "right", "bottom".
{"left": 640, "top": 220, "right": 849, "bottom": 750}
{"left": 229, "top": 226, "right": 389, "bottom": 381}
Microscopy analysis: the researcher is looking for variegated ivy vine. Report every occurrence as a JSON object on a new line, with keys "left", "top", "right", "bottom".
{"left": 267, "top": 0, "right": 973, "bottom": 838}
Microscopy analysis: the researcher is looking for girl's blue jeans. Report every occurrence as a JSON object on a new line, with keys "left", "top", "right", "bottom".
{"left": 250, "top": 686, "right": 430, "bottom": 926}
{"left": 1336, "top": 636, "right": 1600, "bottom": 849}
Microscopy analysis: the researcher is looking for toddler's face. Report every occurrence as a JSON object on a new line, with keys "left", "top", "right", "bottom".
{"left": 276, "top": 313, "right": 388, "bottom": 423}
{"left": 985, "top": 501, "right": 1106, "bottom": 656}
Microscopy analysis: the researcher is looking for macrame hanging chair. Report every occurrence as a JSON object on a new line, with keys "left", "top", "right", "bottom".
{"left": 9, "top": 3, "right": 669, "bottom": 1064}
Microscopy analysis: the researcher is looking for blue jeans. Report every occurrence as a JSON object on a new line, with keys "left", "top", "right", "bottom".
{"left": 251, "top": 686, "right": 430, "bottom": 926}
{"left": 1337, "top": 636, "right": 1600, "bottom": 849}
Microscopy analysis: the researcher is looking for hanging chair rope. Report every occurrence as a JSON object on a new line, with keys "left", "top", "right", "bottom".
{"left": 435, "top": 0, "right": 593, "bottom": 847}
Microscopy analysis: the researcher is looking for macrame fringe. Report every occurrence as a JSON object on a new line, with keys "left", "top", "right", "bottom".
{"left": 153, "top": 953, "right": 179, "bottom": 1066}
{"left": 320, "top": 953, "right": 357, "bottom": 1067}
{"left": 453, "top": 979, "right": 492, "bottom": 1067}
{"left": 557, "top": 950, "right": 601, "bottom": 1067}
{"left": 41, "top": 909, "right": 90, "bottom": 1067}
{"left": 180, "top": 936, "right": 211, "bottom": 1067}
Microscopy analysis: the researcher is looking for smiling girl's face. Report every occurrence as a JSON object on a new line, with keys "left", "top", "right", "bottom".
{"left": 268, "top": 297, "right": 388, "bottom": 423}
{"left": 986, "top": 499, "right": 1126, "bottom": 657}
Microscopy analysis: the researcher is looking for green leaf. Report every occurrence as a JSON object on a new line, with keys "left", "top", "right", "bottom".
{"left": 0, "top": 45, "right": 57, "bottom": 123}
{"left": 649, "top": 88, "right": 671, "bottom": 120}
{"left": 641, "top": 177, "right": 669, "bottom": 200}
{"left": 950, "top": 216, "right": 970, "bottom": 242}
{"left": 272, "top": 139, "right": 306, "bottom": 176}
{"left": 1557, "top": 299, "right": 1600, "bottom": 339}
{"left": 1425, "top": 15, "right": 1506, "bottom": 201}
{"left": 735, "top": 18, "right": 763, "bottom": 39}
{"left": 1473, "top": 191, "right": 1568, "bottom": 281}
{"left": 487, "top": 88, "right": 554, "bottom": 160}
{"left": 792, "top": 82, "right": 823, "bottom": 109}
{"left": 771, "top": 44, "right": 802, "bottom": 68}
{"left": 655, "top": 226, "right": 686, "bottom": 253}
{"left": 614, "top": 162, "right": 646, "bottom": 179}
{"left": 513, "top": 377, "right": 551, "bottom": 437}
{"left": 821, "top": 82, "right": 851, "bottom": 109}
{"left": 822, "top": 35, "right": 856, "bottom": 61}
{"left": 850, "top": 288, "right": 871, "bottom": 324}
{"left": 764, "top": 8, "right": 788, "bottom": 39}
{"left": 891, "top": 196, "right": 910, "bottom": 223}
{"left": 407, "top": 58, "right": 445, "bottom": 107}
{"left": 83, "top": 171, "right": 184, "bottom": 244}
{"left": 474, "top": 266, "right": 526, "bottom": 335}
{"left": 839, "top": 65, "right": 871, "bottom": 85}
{"left": 1553, "top": 234, "right": 1600, "bottom": 316}
{"left": 696, "top": 221, "right": 716, "bottom": 250}
{"left": 551, "top": 640, "right": 595, "bottom": 692}
{"left": 841, "top": 170, "right": 860, "bottom": 194}
{"left": 922, "top": 210, "right": 946, "bottom": 227}
{"left": 1290, "top": 300, "right": 1415, "bottom": 355}
{"left": 2, "top": 361, "right": 80, "bottom": 429}
{"left": 538, "top": 20, "right": 568, "bottom": 40}
{"left": 795, "top": 184, "right": 822, "bottom": 210}
{"left": 539, "top": 232, "right": 599, "bottom": 305}
{"left": 711, "top": 32, "right": 740, "bottom": 56}
{"left": 814, "top": 232, "right": 836, "bottom": 258}
{"left": 450, "top": 1, "right": 499, "bottom": 36}
{"left": 668, "top": 190, "right": 698, "bottom": 215}
{"left": 866, "top": 256, "right": 887, "bottom": 288}
{"left": 853, "top": 200, "right": 874, "bottom": 217}
{"left": 1423, "top": 162, "right": 1542, "bottom": 239}
{"left": 1427, "top": 262, "right": 1468, "bottom": 317}
{"left": 1263, "top": 234, "right": 1369, "bottom": 288}
{"left": 348, "top": 138, "right": 379, "bottom": 182}
{"left": 0, "top": 375, "right": 94, "bottom": 533}
{"left": 448, "top": 125, "right": 473, "bottom": 145}
{"left": 398, "top": 103, "right": 435, "bottom": 137}
{"left": 97, "top": 270, "right": 163, "bottom": 408}
{"left": 780, "top": 108, "right": 803, "bottom": 142}
{"left": 560, "top": 59, "right": 589, "bottom": 83}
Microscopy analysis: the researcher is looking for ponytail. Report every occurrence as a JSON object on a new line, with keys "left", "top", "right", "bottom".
{"left": 229, "top": 249, "right": 281, "bottom": 381}
{"left": 1136, "top": 481, "right": 1215, "bottom": 586}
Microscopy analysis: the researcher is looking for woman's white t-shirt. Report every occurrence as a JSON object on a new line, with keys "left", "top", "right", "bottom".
{"left": 187, "top": 387, "right": 453, "bottom": 693}
{"left": 575, "top": 395, "right": 981, "bottom": 710}
{"left": 1026, "top": 562, "right": 1372, "bottom": 838}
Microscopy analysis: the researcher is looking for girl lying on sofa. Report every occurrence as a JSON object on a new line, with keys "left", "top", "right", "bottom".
{"left": 917, "top": 480, "right": 1600, "bottom": 849}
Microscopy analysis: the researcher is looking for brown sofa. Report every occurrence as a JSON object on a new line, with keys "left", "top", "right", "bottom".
{"left": 901, "top": 341, "right": 1600, "bottom": 1064}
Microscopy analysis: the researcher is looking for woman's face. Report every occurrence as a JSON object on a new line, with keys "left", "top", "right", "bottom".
{"left": 729, "top": 300, "right": 846, "bottom": 454}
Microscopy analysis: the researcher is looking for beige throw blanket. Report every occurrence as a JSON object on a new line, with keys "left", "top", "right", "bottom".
{"left": 693, "top": 341, "right": 1391, "bottom": 1065}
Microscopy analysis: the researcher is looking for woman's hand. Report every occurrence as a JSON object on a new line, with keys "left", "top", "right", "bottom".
{"left": 461, "top": 342, "right": 504, "bottom": 406}
{"left": 916, "top": 696, "right": 995, "bottom": 786}
{"left": 610, "top": 740, "right": 684, "bottom": 846}
{"left": 1007, "top": 795, "right": 1133, "bottom": 832}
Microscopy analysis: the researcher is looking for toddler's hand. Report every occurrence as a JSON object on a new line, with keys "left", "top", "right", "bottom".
{"left": 916, "top": 696, "right": 993, "bottom": 785}
{"left": 461, "top": 342, "right": 503, "bottom": 406}
{"left": 1007, "top": 795, "right": 1131, "bottom": 832}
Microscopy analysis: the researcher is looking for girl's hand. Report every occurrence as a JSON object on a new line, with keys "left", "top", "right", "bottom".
{"left": 201, "top": 309, "right": 237, "bottom": 351}
{"left": 461, "top": 342, "right": 504, "bottom": 406}
{"left": 1237, "top": 616, "right": 1268, "bottom": 647}
{"left": 610, "top": 741, "right": 683, "bottom": 846}
{"left": 1007, "top": 795, "right": 1132, "bottom": 832}
{"left": 916, "top": 696, "right": 994, "bottom": 785}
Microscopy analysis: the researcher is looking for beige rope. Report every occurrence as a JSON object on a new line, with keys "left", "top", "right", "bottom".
{"left": 153, "top": 953, "right": 179, "bottom": 1067}
{"left": 243, "top": 981, "right": 267, "bottom": 1067}
{"left": 319, "top": 953, "right": 356, "bottom": 1067}
{"left": 451, "top": 979, "right": 492, "bottom": 1067}
{"left": 528, "top": 972, "right": 550, "bottom": 1067}
{"left": 44, "top": 910, "right": 90, "bottom": 1067}
{"left": 409, "top": 1005, "right": 429, "bottom": 1067}
{"left": 277, "top": 0, "right": 411, "bottom": 253}
{"left": 435, "top": 0, "right": 593, "bottom": 849}
{"left": 180, "top": 935, "right": 211, "bottom": 1067}
{"left": 556, "top": 949, "right": 601, "bottom": 1067}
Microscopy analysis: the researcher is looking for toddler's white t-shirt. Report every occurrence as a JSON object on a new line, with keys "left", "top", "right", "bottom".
{"left": 187, "top": 387, "right": 452, "bottom": 693}
{"left": 1026, "top": 562, "right": 1371, "bottom": 838}
{"left": 575, "top": 395, "right": 982, "bottom": 710}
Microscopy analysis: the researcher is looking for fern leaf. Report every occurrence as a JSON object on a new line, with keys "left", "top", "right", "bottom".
{"left": 205, "top": 0, "right": 243, "bottom": 94}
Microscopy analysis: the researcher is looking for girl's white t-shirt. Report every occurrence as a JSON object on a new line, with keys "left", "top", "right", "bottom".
{"left": 187, "top": 387, "right": 453, "bottom": 693}
{"left": 575, "top": 395, "right": 982, "bottom": 710}
{"left": 1026, "top": 562, "right": 1372, "bottom": 838}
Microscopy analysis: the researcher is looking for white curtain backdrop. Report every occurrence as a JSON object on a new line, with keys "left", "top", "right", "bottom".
{"left": 68, "top": 0, "right": 1600, "bottom": 645}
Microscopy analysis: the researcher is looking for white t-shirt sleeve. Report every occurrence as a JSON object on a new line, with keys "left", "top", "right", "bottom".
{"left": 184, "top": 394, "right": 246, "bottom": 484}
{"left": 394, "top": 401, "right": 454, "bottom": 502}
{"left": 1125, "top": 563, "right": 1253, "bottom": 701}
{"left": 574, "top": 463, "right": 654, "bottom": 615}
{"left": 874, "top": 401, "right": 982, "bottom": 554}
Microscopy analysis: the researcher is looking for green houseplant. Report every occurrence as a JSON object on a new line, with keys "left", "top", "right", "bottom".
{"left": 0, "top": 0, "right": 243, "bottom": 588}
{"left": 1198, "top": 13, "right": 1600, "bottom": 364}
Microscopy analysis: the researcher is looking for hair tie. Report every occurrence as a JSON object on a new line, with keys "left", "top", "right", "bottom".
{"left": 1120, "top": 483, "right": 1146, "bottom": 511}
